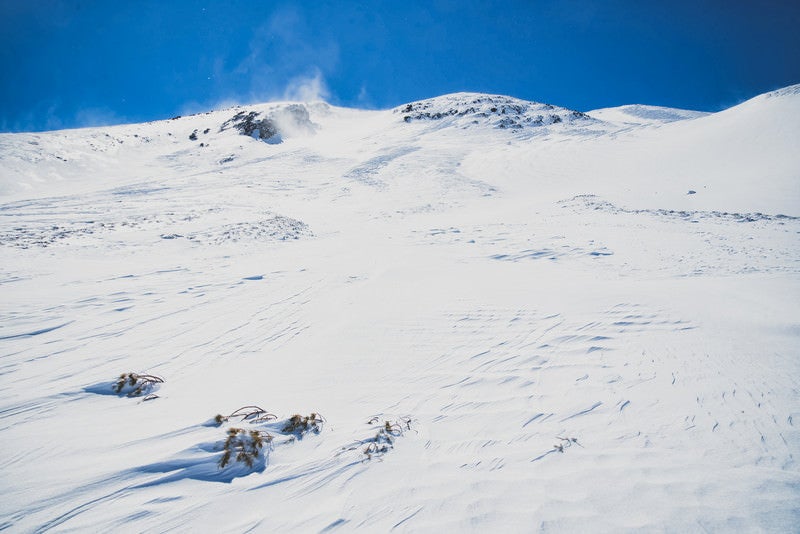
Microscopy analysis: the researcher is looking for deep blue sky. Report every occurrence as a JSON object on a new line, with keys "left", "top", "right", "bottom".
{"left": 1, "top": 0, "right": 798, "bottom": 132}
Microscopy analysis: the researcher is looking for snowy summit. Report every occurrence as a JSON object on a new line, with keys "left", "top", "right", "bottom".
{"left": 395, "top": 92, "right": 594, "bottom": 130}
{"left": 1, "top": 84, "right": 799, "bottom": 532}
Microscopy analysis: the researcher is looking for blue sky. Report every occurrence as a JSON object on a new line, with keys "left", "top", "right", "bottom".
{"left": 1, "top": 0, "right": 798, "bottom": 132}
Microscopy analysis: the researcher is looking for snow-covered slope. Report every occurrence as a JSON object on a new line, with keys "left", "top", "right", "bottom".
{"left": 1, "top": 86, "right": 798, "bottom": 532}
{"left": 587, "top": 104, "right": 709, "bottom": 125}
{"left": 465, "top": 84, "right": 800, "bottom": 215}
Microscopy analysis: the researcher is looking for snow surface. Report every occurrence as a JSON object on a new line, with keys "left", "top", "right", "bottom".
{"left": 1, "top": 87, "right": 799, "bottom": 532}
{"left": 587, "top": 104, "right": 709, "bottom": 126}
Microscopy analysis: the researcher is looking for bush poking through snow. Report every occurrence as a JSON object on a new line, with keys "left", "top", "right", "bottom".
{"left": 209, "top": 408, "right": 325, "bottom": 471}
{"left": 218, "top": 428, "right": 274, "bottom": 469}
{"left": 112, "top": 372, "right": 164, "bottom": 397}
{"left": 362, "top": 428, "right": 395, "bottom": 460}
{"left": 213, "top": 405, "right": 277, "bottom": 426}
{"left": 209, "top": 408, "right": 324, "bottom": 471}
{"left": 343, "top": 416, "right": 413, "bottom": 461}
{"left": 281, "top": 413, "right": 325, "bottom": 437}
{"left": 371, "top": 415, "right": 412, "bottom": 433}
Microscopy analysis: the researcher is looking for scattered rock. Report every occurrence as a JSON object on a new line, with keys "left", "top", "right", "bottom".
{"left": 396, "top": 93, "right": 592, "bottom": 131}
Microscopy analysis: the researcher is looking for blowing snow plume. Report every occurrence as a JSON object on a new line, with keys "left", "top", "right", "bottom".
{"left": 218, "top": 102, "right": 318, "bottom": 143}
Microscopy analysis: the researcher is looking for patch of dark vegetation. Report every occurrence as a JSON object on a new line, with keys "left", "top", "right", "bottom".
{"left": 218, "top": 428, "right": 273, "bottom": 468}
{"left": 281, "top": 413, "right": 324, "bottom": 438}
{"left": 112, "top": 372, "right": 164, "bottom": 397}
{"left": 209, "top": 406, "right": 325, "bottom": 471}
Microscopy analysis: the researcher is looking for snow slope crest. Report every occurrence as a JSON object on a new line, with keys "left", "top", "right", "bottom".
{"left": 763, "top": 83, "right": 800, "bottom": 99}
{"left": 587, "top": 104, "right": 709, "bottom": 125}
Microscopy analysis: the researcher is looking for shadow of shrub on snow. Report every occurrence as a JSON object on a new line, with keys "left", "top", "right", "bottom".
{"left": 134, "top": 440, "right": 269, "bottom": 485}
{"left": 84, "top": 372, "right": 163, "bottom": 400}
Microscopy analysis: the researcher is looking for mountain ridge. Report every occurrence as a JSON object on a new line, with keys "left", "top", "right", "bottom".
{"left": 1, "top": 83, "right": 798, "bottom": 213}
{"left": 4, "top": 83, "right": 799, "bottom": 137}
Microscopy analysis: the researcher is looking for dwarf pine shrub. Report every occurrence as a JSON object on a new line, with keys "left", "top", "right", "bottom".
{"left": 112, "top": 372, "right": 164, "bottom": 397}
{"left": 359, "top": 416, "right": 413, "bottom": 460}
{"left": 218, "top": 428, "right": 274, "bottom": 468}
{"left": 211, "top": 407, "right": 325, "bottom": 470}
{"left": 281, "top": 413, "right": 324, "bottom": 437}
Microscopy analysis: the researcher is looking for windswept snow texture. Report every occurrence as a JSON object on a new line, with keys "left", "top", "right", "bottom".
{"left": 1, "top": 88, "right": 800, "bottom": 532}
{"left": 587, "top": 104, "right": 709, "bottom": 126}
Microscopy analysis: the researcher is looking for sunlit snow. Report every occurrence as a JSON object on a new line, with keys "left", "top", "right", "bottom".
{"left": 1, "top": 86, "right": 798, "bottom": 532}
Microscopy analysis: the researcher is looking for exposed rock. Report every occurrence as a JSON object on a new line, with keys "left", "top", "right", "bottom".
{"left": 395, "top": 93, "right": 593, "bottom": 131}
{"left": 219, "top": 104, "right": 317, "bottom": 144}
{"left": 221, "top": 111, "right": 280, "bottom": 142}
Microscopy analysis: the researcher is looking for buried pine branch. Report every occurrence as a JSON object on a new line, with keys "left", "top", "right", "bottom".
{"left": 363, "top": 437, "right": 393, "bottom": 459}
{"left": 556, "top": 436, "right": 583, "bottom": 448}
{"left": 363, "top": 419, "right": 405, "bottom": 460}
{"left": 214, "top": 406, "right": 278, "bottom": 426}
{"left": 230, "top": 405, "right": 277, "bottom": 422}
{"left": 112, "top": 372, "right": 164, "bottom": 397}
{"left": 385, "top": 421, "right": 403, "bottom": 435}
{"left": 213, "top": 405, "right": 277, "bottom": 426}
{"left": 532, "top": 436, "right": 583, "bottom": 461}
{"left": 368, "top": 415, "right": 412, "bottom": 432}
{"left": 552, "top": 436, "right": 582, "bottom": 454}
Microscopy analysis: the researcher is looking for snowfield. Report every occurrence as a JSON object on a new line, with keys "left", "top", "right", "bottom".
{"left": 1, "top": 86, "right": 799, "bottom": 532}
